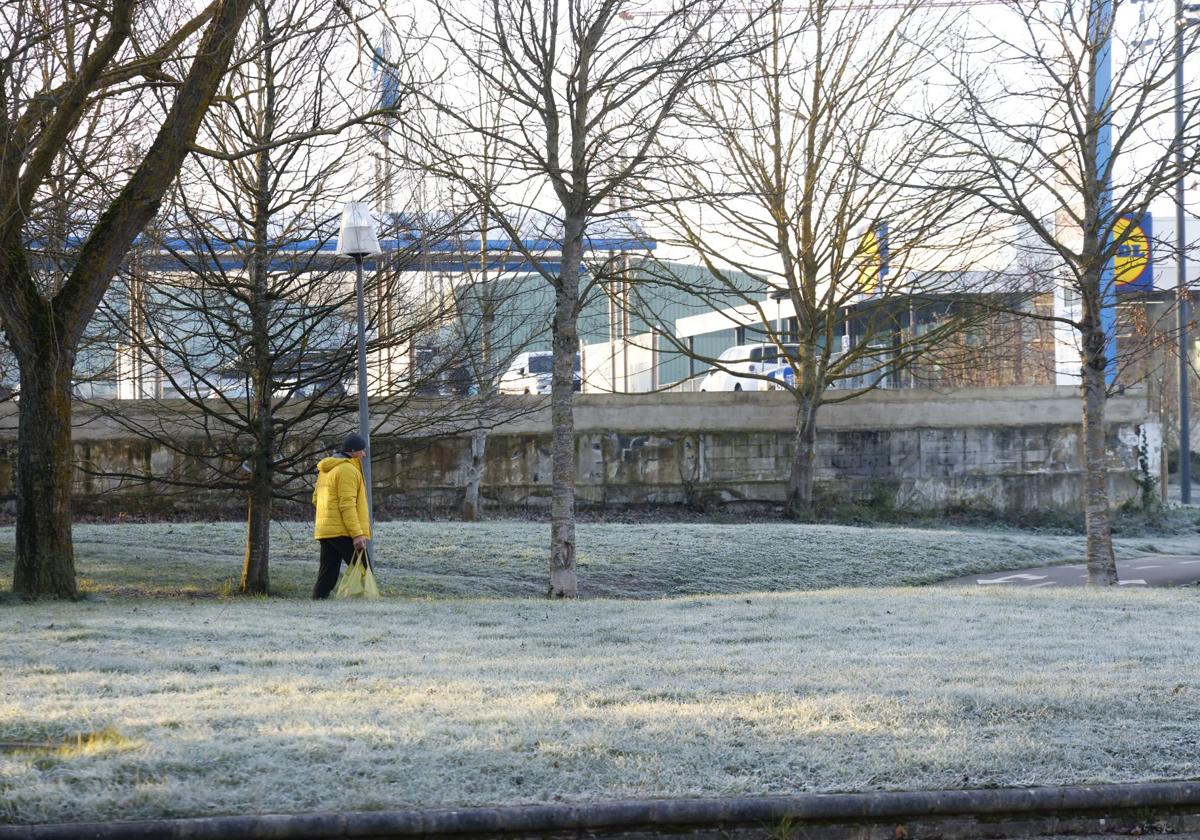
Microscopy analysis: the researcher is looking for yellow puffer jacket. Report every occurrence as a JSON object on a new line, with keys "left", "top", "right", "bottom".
{"left": 312, "top": 456, "right": 371, "bottom": 540}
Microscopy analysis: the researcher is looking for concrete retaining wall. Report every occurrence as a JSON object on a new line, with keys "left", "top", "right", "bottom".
{"left": 0, "top": 386, "right": 1155, "bottom": 516}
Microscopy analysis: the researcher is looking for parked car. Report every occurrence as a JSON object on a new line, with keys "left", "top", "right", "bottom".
{"left": 272, "top": 376, "right": 349, "bottom": 401}
{"left": 498, "top": 351, "right": 581, "bottom": 395}
{"left": 765, "top": 362, "right": 796, "bottom": 390}
{"left": 699, "top": 343, "right": 800, "bottom": 392}
{"left": 764, "top": 348, "right": 898, "bottom": 391}
{"left": 409, "top": 364, "right": 476, "bottom": 397}
{"left": 201, "top": 375, "right": 251, "bottom": 400}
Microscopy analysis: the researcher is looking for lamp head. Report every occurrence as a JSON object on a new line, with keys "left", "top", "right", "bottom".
{"left": 336, "top": 202, "right": 382, "bottom": 257}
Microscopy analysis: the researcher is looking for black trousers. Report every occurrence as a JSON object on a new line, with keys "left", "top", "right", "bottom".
{"left": 313, "top": 536, "right": 367, "bottom": 599}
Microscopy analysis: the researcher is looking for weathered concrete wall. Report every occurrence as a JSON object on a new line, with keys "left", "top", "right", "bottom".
{"left": 0, "top": 386, "right": 1157, "bottom": 515}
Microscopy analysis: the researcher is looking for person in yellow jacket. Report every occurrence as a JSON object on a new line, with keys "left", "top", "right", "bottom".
{"left": 311, "top": 432, "right": 371, "bottom": 599}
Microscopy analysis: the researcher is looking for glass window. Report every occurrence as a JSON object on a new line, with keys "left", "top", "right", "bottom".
{"left": 525, "top": 354, "right": 579, "bottom": 374}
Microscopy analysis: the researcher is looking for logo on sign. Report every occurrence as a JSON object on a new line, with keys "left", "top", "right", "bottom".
{"left": 1113, "top": 214, "right": 1153, "bottom": 293}
{"left": 854, "top": 220, "right": 889, "bottom": 297}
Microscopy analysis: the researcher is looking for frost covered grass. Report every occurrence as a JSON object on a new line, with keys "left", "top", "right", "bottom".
{"left": 2, "top": 588, "right": 1199, "bottom": 824}
{"left": 2, "top": 520, "right": 1194, "bottom": 599}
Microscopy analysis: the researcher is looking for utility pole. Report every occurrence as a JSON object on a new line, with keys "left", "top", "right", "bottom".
{"left": 1175, "top": 0, "right": 1200, "bottom": 502}
{"left": 1094, "top": 0, "right": 1117, "bottom": 388}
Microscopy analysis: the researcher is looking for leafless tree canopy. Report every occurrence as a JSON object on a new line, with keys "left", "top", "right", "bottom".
{"left": 918, "top": 0, "right": 1200, "bottom": 581}
{"left": 628, "top": 0, "right": 1009, "bottom": 515}
{"left": 80, "top": 0, "right": 543, "bottom": 593}
{"left": 373, "top": 0, "right": 769, "bottom": 595}
{"left": 1, "top": 0, "right": 257, "bottom": 599}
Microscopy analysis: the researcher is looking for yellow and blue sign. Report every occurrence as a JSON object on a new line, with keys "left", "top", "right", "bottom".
{"left": 855, "top": 220, "right": 889, "bottom": 297}
{"left": 1113, "top": 213, "right": 1153, "bottom": 294}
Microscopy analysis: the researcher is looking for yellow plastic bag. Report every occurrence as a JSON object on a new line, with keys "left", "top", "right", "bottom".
{"left": 334, "top": 548, "right": 380, "bottom": 600}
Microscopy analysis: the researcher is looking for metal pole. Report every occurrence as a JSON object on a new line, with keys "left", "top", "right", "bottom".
{"left": 908, "top": 298, "right": 916, "bottom": 389}
{"left": 1177, "top": 0, "right": 1192, "bottom": 503}
{"left": 1095, "top": 0, "right": 1118, "bottom": 388}
{"left": 355, "top": 254, "right": 374, "bottom": 518}
{"left": 622, "top": 252, "right": 630, "bottom": 392}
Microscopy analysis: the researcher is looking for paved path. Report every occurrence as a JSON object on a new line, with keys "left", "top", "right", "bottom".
{"left": 943, "top": 554, "right": 1200, "bottom": 588}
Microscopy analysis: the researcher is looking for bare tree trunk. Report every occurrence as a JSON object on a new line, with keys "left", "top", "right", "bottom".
{"left": 240, "top": 73, "right": 274, "bottom": 595}
{"left": 462, "top": 427, "right": 488, "bottom": 522}
{"left": 548, "top": 219, "right": 582, "bottom": 598}
{"left": 1082, "top": 323, "right": 1118, "bottom": 585}
{"left": 461, "top": 266, "right": 493, "bottom": 523}
{"left": 241, "top": 465, "right": 272, "bottom": 594}
{"left": 12, "top": 347, "right": 78, "bottom": 600}
{"left": 240, "top": 343, "right": 274, "bottom": 594}
{"left": 784, "top": 390, "right": 821, "bottom": 519}
{"left": 239, "top": 374, "right": 275, "bottom": 592}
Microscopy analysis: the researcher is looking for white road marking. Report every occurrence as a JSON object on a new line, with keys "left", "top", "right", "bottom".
{"left": 1031, "top": 581, "right": 1057, "bottom": 588}
{"left": 1133, "top": 565, "right": 1163, "bottom": 570}
{"left": 1176, "top": 560, "right": 1200, "bottom": 565}
{"left": 977, "top": 573, "right": 1049, "bottom": 585}
{"left": 1068, "top": 564, "right": 1088, "bottom": 570}
{"left": 1118, "top": 579, "right": 1148, "bottom": 586}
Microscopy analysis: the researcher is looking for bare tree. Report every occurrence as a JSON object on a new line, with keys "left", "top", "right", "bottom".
{"left": 98, "top": 237, "right": 489, "bottom": 594}
{"left": 85, "top": 0, "right": 522, "bottom": 594}
{"left": 387, "top": 0, "right": 768, "bottom": 596}
{"left": 0, "top": 0, "right": 256, "bottom": 599}
{"left": 449, "top": 236, "right": 549, "bottom": 522}
{"left": 635, "top": 0, "right": 1003, "bottom": 518}
{"left": 926, "top": 0, "right": 1200, "bottom": 583}
{"left": 424, "top": 49, "right": 552, "bottom": 523}
{"left": 180, "top": 0, "right": 365, "bottom": 595}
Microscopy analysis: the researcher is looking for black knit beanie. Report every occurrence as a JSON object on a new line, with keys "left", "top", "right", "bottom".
{"left": 340, "top": 432, "right": 367, "bottom": 454}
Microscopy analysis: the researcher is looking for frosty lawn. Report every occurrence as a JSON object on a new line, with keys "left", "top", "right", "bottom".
{"left": 3, "top": 521, "right": 1199, "bottom": 825}
{"left": 2, "top": 519, "right": 1196, "bottom": 598}
{"left": 2, "top": 588, "right": 1199, "bottom": 825}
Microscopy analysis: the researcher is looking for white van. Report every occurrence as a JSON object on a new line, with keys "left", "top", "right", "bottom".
{"left": 699, "top": 343, "right": 800, "bottom": 392}
{"left": 764, "top": 348, "right": 898, "bottom": 392}
{"left": 498, "top": 351, "right": 581, "bottom": 395}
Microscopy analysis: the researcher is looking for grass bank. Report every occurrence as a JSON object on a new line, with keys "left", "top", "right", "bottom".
{"left": 2, "top": 588, "right": 1199, "bottom": 824}
{"left": 3, "top": 520, "right": 1197, "bottom": 599}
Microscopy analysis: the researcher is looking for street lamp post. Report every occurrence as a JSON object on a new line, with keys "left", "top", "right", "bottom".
{"left": 769, "top": 289, "right": 788, "bottom": 340}
{"left": 336, "top": 202, "right": 382, "bottom": 517}
{"left": 1176, "top": 0, "right": 1200, "bottom": 502}
{"left": 1094, "top": 0, "right": 1117, "bottom": 388}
